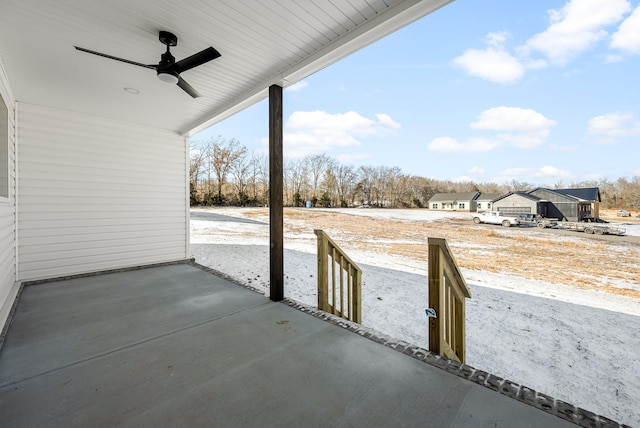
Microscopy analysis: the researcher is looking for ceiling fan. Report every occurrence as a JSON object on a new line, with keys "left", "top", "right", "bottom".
{"left": 75, "top": 31, "right": 221, "bottom": 98}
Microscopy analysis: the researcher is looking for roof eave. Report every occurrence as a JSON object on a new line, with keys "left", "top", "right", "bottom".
{"left": 184, "top": 0, "right": 454, "bottom": 136}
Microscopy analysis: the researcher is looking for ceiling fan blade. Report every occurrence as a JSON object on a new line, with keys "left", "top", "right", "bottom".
{"left": 177, "top": 76, "right": 201, "bottom": 98}
{"left": 74, "top": 46, "right": 156, "bottom": 69}
{"left": 174, "top": 47, "right": 221, "bottom": 74}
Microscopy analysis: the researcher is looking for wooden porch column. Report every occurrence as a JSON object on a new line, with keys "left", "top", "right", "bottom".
{"left": 269, "top": 84, "right": 284, "bottom": 301}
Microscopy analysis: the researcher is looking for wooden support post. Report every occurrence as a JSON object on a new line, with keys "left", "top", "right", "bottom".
{"left": 269, "top": 84, "right": 284, "bottom": 301}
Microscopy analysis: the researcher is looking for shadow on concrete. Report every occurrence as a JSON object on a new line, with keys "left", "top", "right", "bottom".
{"left": 0, "top": 263, "right": 578, "bottom": 427}
{"left": 190, "top": 210, "right": 267, "bottom": 225}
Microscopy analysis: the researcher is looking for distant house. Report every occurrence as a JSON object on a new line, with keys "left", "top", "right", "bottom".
{"left": 493, "top": 192, "right": 542, "bottom": 216}
{"left": 490, "top": 187, "right": 600, "bottom": 221}
{"left": 428, "top": 192, "right": 480, "bottom": 211}
{"left": 551, "top": 187, "right": 601, "bottom": 218}
{"left": 528, "top": 188, "right": 598, "bottom": 222}
{"left": 475, "top": 193, "right": 502, "bottom": 211}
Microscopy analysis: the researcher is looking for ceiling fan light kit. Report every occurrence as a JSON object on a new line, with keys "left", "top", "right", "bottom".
{"left": 74, "top": 31, "right": 221, "bottom": 98}
{"left": 157, "top": 71, "right": 179, "bottom": 84}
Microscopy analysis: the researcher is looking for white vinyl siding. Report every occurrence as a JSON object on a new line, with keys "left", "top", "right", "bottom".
{"left": 0, "top": 64, "right": 18, "bottom": 330}
{"left": 17, "top": 103, "right": 188, "bottom": 281}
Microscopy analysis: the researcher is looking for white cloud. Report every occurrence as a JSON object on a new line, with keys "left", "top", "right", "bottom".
{"left": 587, "top": 112, "right": 640, "bottom": 141}
{"left": 497, "top": 131, "right": 553, "bottom": 149}
{"left": 452, "top": 32, "right": 524, "bottom": 83}
{"left": 286, "top": 81, "right": 308, "bottom": 91}
{"left": 604, "top": 54, "right": 625, "bottom": 63}
{"left": 492, "top": 166, "right": 573, "bottom": 183}
{"left": 335, "top": 153, "right": 371, "bottom": 164}
{"left": 468, "top": 166, "right": 485, "bottom": 175}
{"left": 282, "top": 110, "right": 401, "bottom": 157}
{"left": 427, "top": 137, "right": 500, "bottom": 153}
{"left": 471, "top": 106, "right": 557, "bottom": 148}
{"left": 550, "top": 143, "right": 579, "bottom": 152}
{"left": 471, "top": 106, "right": 557, "bottom": 132}
{"left": 455, "top": 167, "right": 486, "bottom": 183}
{"left": 375, "top": 113, "right": 401, "bottom": 129}
{"left": 520, "top": 0, "right": 631, "bottom": 64}
{"left": 429, "top": 107, "right": 556, "bottom": 152}
{"left": 454, "top": 1, "right": 634, "bottom": 82}
{"left": 611, "top": 5, "right": 640, "bottom": 53}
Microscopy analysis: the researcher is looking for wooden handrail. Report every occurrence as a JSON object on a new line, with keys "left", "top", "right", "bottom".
{"left": 428, "top": 237, "right": 471, "bottom": 363}
{"left": 315, "top": 229, "right": 362, "bottom": 323}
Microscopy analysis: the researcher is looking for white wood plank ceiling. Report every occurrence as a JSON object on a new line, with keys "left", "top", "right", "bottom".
{"left": 0, "top": 0, "right": 453, "bottom": 135}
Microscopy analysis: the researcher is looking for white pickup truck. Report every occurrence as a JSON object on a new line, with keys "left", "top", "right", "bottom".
{"left": 472, "top": 211, "right": 520, "bottom": 227}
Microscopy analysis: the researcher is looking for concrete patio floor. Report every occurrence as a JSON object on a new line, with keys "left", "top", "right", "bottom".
{"left": 0, "top": 263, "right": 576, "bottom": 427}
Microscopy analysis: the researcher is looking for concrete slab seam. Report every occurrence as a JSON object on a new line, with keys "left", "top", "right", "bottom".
{"left": 22, "top": 259, "right": 196, "bottom": 287}
{"left": 0, "top": 282, "right": 25, "bottom": 354}
{"left": 281, "top": 298, "right": 625, "bottom": 428}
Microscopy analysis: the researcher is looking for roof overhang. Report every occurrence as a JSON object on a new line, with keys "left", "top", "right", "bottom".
{"left": 0, "top": 0, "right": 453, "bottom": 136}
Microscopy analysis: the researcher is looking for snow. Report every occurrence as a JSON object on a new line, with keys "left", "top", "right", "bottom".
{"left": 190, "top": 207, "right": 640, "bottom": 426}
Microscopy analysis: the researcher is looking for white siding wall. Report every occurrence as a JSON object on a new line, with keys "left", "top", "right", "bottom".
{"left": 17, "top": 103, "right": 188, "bottom": 281}
{"left": 0, "top": 63, "right": 18, "bottom": 329}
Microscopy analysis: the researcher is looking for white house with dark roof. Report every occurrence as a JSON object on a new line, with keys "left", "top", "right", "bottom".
{"left": 475, "top": 193, "right": 502, "bottom": 211}
{"left": 428, "top": 192, "right": 480, "bottom": 211}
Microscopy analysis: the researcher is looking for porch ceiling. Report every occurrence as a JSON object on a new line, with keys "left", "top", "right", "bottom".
{"left": 0, "top": 0, "right": 452, "bottom": 136}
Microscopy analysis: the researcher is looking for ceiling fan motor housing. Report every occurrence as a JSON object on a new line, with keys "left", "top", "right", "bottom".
{"left": 75, "top": 29, "right": 220, "bottom": 98}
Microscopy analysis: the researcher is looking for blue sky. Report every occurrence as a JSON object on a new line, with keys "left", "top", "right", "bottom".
{"left": 194, "top": 0, "right": 640, "bottom": 186}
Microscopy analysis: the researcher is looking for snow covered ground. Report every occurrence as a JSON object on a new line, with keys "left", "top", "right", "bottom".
{"left": 190, "top": 208, "right": 640, "bottom": 426}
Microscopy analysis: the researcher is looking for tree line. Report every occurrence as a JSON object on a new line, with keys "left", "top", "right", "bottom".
{"left": 190, "top": 136, "right": 640, "bottom": 210}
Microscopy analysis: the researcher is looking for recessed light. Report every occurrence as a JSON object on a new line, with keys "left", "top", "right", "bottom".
{"left": 124, "top": 87, "right": 140, "bottom": 94}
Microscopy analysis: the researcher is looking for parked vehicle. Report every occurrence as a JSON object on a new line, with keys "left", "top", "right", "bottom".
{"left": 580, "top": 215, "right": 608, "bottom": 223}
{"left": 473, "top": 211, "right": 520, "bottom": 227}
{"left": 556, "top": 221, "right": 625, "bottom": 236}
{"left": 517, "top": 213, "right": 558, "bottom": 228}
{"left": 517, "top": 213, "right": 537, "bottom": 222}
{"left": 617, "top": 210, "right": 631, "bottom": 217}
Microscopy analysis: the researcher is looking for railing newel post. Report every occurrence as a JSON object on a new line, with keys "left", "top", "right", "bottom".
{"left": 315, "top": 230, "right": 329, "bottom": 313}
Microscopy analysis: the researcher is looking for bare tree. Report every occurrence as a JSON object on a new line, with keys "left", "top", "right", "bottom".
{"left": 505, "top": 179, "right": 532, "bottom": 192}
{"left": 285, "top": 158, "right": 310, "bottom": 206}
{"left": 231, "top": 150, "right": 250, "bottom": 205}
{"left": 306, "top": 154, "right": 332, "bottom": 199}
{"left": 247, "top": 152, "right": 267, "bottom": 204}
{"left": 211, "top": 137, "right": 247, "bottom": 204}
{"left": 374, "top": 166, "right": 402, "bottom": 207}
{"left": 355, "top": 166, "right": 376, "bottom": 206}
{"left": 190, "top": 134, "right": 638, "bottom": 211}
{"left": 335, "top": 164, "right": 357, "bottom": 207}
{"left": 320, "top": 167, "right": 337, "bottom": 207}
{"left": 189, "top": 142, "right": 207, "bottom": 203}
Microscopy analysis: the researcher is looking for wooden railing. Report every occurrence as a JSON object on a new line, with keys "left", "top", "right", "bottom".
{"left": 428, "top": 237, "right": 471, "bottom": 363}
{"left": 315, "top": 229, "right": 362, "bottom": 323}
